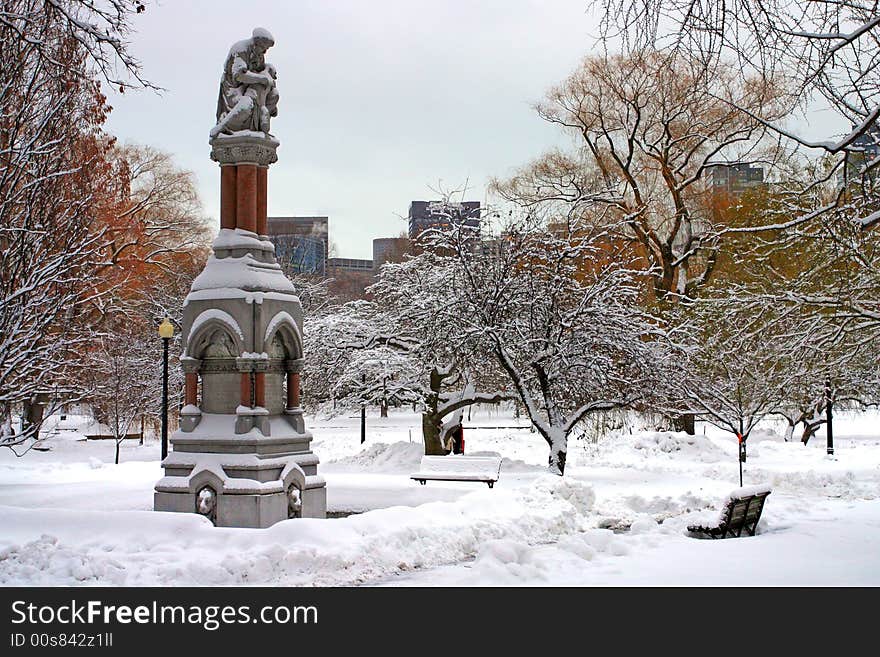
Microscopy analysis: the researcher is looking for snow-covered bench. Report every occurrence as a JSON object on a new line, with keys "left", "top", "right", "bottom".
{"left": 687, "top": 484, "right": 772, "bottom": 539}
{"left": 410, "top": 455, "right": 502, "bottom": 488}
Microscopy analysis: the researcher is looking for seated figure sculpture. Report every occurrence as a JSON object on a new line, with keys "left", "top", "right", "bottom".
{"left": 210, "top": 27, "right": 279, "bottom": 138}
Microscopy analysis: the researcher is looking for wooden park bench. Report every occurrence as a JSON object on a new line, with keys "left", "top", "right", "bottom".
{"left": 410, "top": 455, "right": 503, "bottom": 488}
{"left": 687, "top": 485, "right": 772, "bottom": 539}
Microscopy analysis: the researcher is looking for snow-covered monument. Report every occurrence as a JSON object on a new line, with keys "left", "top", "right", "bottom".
{"left": 154, "top": 28, "right": 326, "bottom": 527}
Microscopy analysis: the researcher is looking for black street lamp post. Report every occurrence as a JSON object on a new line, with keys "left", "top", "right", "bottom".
{"left": 825, "top": 377, "right": 834, "bottom": 456}
{"left": 158, "top": 318, "right": 174, "bottom": 462}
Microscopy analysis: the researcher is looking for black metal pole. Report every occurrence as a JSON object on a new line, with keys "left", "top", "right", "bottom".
{"left": 161, "top": 336, "right": 169, "bottom": 462}
{"left": 738, "top": 441, "right": 743, "bottom": 487}
{"left": 360, "top": 373, "right": 366, "bottom": 444}
{"left": 825, "top": 378, "right": 834, "bottom": 456}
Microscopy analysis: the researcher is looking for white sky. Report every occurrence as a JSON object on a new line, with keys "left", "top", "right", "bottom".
{"left": 105, "top": 0, "right": 601, "bottom": 259}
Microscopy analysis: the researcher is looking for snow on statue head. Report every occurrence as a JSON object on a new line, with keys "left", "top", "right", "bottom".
{"left": 288, "top": 485, "right": 302, "bottom": 518}
{"left": 196, "top": 486, "right": 216, "bottom": 519}
{"left": 210, "top": 27, "right": 279, "bottom": 139}
{"left": 252, "top": 27, "right": 274, "bottom": 48}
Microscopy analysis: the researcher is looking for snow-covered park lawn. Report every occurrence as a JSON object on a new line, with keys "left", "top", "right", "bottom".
{"left": 1, "top": 409, "right": 878, "bottom": 586}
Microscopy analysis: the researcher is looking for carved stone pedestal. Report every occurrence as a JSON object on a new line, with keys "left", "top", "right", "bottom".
{"left": 154, "top": 31, "right": 326, "bottom": 526}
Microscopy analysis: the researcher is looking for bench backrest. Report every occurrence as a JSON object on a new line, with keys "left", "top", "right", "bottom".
{"left": 722, "top": 492, "right": 770, "bottom": 526}
{"left": 418, "top": 455, "right": 502, "bottom": 475}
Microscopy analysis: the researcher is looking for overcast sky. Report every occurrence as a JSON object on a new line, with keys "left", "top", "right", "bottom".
{"left": 105, "top": 1, "right": 845, "bottom": 260}
{"left": 104, "top": 0, "right": 601, "bottom": 259}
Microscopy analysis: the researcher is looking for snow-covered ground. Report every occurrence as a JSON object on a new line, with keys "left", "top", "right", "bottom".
{"left": 0, "top": 408, "right": 878, "bottom": 586}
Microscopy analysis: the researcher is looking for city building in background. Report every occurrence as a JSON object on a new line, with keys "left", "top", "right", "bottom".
{"left": 327, "top": 257, "right": 374, "bottom": 273}
{"left": 265, "top": 200, "right": 480, "bottom": 300}
{"left": 267, "top": 216, "right": 329, "bottom": 276}
{"left": 840, "top": 124, "right": 880, "bottom": 188}
{"left": 372, "top": 236, "right": 411, "bottom": 272}
{"left": 407, "top": 200, "right": 481, "bottom": 240}
{"left": 705, "top": 164, "right": 764, "bottom": 197}
{"left": 327, "top": 257, "right": 375, "bottom": 301}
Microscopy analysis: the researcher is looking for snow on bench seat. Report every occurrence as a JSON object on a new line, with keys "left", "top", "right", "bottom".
{"left": 410, "top": 455, "right": 502, "bottom": 488}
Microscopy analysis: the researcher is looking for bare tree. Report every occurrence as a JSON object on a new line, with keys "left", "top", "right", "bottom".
{"left": 596, "top": 0, "right": 880, "bottom": 229}
{"left": 494, "top": 50, "right": 786, "bottom": 301}
{"left": 0, "top": 7, "right": 117, "bottom": 451}
{"left": 674, "top": 299, "right": 816, "bottom": 453}
{"left": 305, "top": 288, "right": 510, "bottom": 454}
{"left": 0, "top": 1, "right": 165, "bottom": 453}
{"left": 419, "top": 213, "right": 668, "bottom": 474}
{"left": 84, "top": 322, "right": 156, "bottom": 464}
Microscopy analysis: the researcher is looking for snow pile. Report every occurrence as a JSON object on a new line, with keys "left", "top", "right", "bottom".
{"left": 444, "top": 525, "right": 648, "bottom": 585}
{"left": 585, "top": 488, "right": 720, "bottom": 531}
{"left": 609, "top": 431, "right": 728, "bottom": 463}
{"left": 622, "top": 491, "right": 716, "bottom": 519}
{"left": 0, "top": 476, "right": 596, "bottom": 586}
{"left": 323, "top": 441, "right": 424, "bottom": 474}
{"left": 467, "top": 450, "right": 543, "bottom": 473}
{"left": 753, "top": 469, "right": 878, "bottom": 500}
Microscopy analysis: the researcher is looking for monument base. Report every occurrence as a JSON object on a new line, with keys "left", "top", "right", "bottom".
{"left": 154, "top": 487, "right": 327, "bottom": 528}
{"left": 154, "top": 415, "right": 327, "bottom": 527}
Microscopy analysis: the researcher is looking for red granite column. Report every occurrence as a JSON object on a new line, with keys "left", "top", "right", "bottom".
{"left": 220, "top": 165, "right": 237, "bottom": 230}
{"left": 256, "top": 166, "right": 268, "bottom": 235}
{"left": 240, "top": 372, "right": 251, "bottom": 408}
{"left": 185, "top": 373, "right": 198, "bottom": 406}
{"left": 254, "top": 372, "right": 266, "bottom": 408}
{"left": 287, "top": 371, "right": 300, "bottom": 408}
{"left": 236, "top": 164, "right": 257, "bottom": 232}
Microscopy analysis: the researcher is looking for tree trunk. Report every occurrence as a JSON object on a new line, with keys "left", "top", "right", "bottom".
{"left": 21, "top": 397, "right": 46, "bottom": 437}
{"left": 115, "top": 440, "right": 120, "bottom": 465}
{"left": 801, "top": 422, "right": 821, "bottom": 445}
{"left": 672, "top": 413, "right": 695, "bottom": 435}
{"left": 548, "top": 447, "right": 566, "bottom": 476}
{"left": 380, "top": 400, "right": 388, "bottom": 418}
{"left": 422, "top": 412, "right": 447, "bottom": 455}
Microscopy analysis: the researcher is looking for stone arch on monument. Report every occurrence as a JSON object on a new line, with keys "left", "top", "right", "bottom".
{"left": 188, "top": 311, "right": 246, "bottom": 359}
{"left": 264, "top": 311, "right": 303, "bottom": 360}
{"left": 185, "top": 322, "right": 245, "bottom": 416}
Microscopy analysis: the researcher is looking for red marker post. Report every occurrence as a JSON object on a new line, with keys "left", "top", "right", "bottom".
{"left": 737, "top": 432, "right": 744, "bottom": 487}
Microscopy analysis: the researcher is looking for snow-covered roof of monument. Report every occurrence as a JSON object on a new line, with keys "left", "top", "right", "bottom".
{"left": 190, "top": 253, "right": 296, "bottom": 295}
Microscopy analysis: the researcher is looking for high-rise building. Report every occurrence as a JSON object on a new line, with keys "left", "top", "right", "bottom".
{"left": 266, "top": 216, "right": 329, "bottom": 276}
{"left": 705, "top": 164, "right": 764, "bottom": 197}
{"left": 407, "top": 200, "right": 481, "bottom": 240}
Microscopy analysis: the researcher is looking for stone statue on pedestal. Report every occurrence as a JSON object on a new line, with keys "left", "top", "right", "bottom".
{"left": 210, "top": 27, "right": 279, "bottom": 139}
{"left": 155, "top": 29, "right": 326, "bottom": 528}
